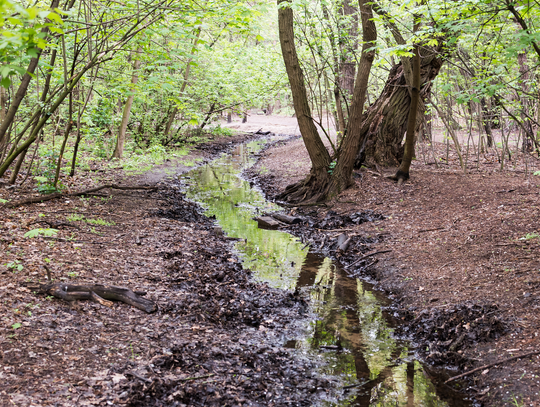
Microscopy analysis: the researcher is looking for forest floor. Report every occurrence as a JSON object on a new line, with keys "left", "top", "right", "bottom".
{"left": 1, "top": 115, "right": 539, "bottom": 406}
{"left": 245, "top": 132, "right": 540, "bottom": 407}
{"left": 0, "top": 132, "right": 336, "bottom": 406}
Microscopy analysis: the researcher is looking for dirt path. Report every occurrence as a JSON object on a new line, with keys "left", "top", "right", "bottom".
{"left": 0, "top": 134, "right": 334, "bottom": 406}
{"left": 247, "top": 133, "right": 540, "bottom": 406}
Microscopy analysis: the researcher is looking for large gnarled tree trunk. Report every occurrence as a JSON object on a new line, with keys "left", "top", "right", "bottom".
{"left": 354, "top": 44, "right": 444, "bottom": 168}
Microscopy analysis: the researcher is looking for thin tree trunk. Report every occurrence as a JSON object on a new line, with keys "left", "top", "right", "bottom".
{"left": 517, "top": 52, "right": 534, "bottom": 152}
{"left": 277, "top": 0, "right": 331, "bottom": 188}
{"left": 112, "top": 48, "right": 142, "bottom": 159}
{"left": 9, "top": 148, "right": 29, "bottom": 184}
{"left": 0, "top": 0, "right": 60, "bottom": 150}
{"left": 0, "top": 86, "right": 6, "bottom": 123}
{"left": 0, "top": 62, "right": 93, "bottom": 177}
{"left": 338, "top": 0, "right": 358, "bottom": 110}
{"left": 53, "top": 92, "right": 74, "bottom": 189}
{"left": 480, "top": 97, "right": 493, "bottom": 147}
{"left": 328, "top": 0, "right": 376, "bottom": 193}
{"left": 163, "top": 28, "right": 202, "bottom": 136}
{"left": 430, "top": 97, "right": 465, "bottom": 171}
{"left": 394, "top": 27, "right": 421, "bottom": 183}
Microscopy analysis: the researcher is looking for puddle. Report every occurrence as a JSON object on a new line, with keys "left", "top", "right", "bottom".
{"left": 181, "top": 138, "right": 473, "bottom": 406}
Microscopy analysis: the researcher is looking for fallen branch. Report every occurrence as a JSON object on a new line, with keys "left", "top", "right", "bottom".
{"left": 346, "top": 250, "right": 392, "bottom": 268}
{"left": 179, "top": 374, "right": 214, "bottom": 382}
{"left": 126, "top": 371, "right": 153, "bottom": 383}
{"left": 30, "top": 283, "right": 157, "bottom": 313}
{"left": 418, "top": 227, "right": 445, "bottom": 233}
{"left": 445, "top": 350, "right": 540, "bottom": 383}
{"left": 4, "top": 184, "right": 157, "bottom": 208}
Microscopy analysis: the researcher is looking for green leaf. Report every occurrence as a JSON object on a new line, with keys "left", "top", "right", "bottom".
{"left": 24, "top": 228, "right": 59, "bottom": 238}
{"left": 11, "top": 323, "right": 22, "bottom": 330}
{"left": 46, "top": 12, "right": 63, "bottom": 25}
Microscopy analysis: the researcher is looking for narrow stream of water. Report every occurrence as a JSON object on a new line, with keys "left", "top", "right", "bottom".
{"left": 181, "top": 139, "right": 471, "bottom": 406}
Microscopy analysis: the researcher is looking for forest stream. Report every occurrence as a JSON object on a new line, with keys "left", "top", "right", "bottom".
{"left": 180, "top": 137, "right": 473, "bottom": 406}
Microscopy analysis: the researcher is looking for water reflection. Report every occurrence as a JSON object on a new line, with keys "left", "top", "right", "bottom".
{"left": 182, "top": 139, "right": 469, "bottom": 406}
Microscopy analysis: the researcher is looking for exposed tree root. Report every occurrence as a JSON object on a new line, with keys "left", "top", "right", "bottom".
{"left": 27, "top": 282, "right": 157, "bottom": 313}
{"left": 3, "top": 184, "right": 157, "bottom": 208}
{"left": 275, "top": 169, "right": 357, "bottom": 204}
{"left": 275, "top": 173, "right": 329, "bottom": 204}
{"left": 387, "top": 169, "right": 409, "bottom": 185}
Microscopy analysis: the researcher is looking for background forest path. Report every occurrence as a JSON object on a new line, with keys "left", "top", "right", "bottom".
{"left": 223, "top": 113, "right": 525, "bottom": 151}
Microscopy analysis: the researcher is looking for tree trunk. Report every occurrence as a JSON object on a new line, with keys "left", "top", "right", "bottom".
{"left": 0, "top": 0, "right": 60, "bottom": 150}
{"left": 53, "top": 92, "right": 74, "bottom": 189}
{"left": 277, "top": 0, "right": 376, "bottom": 203}
{"left": 517, "top": 52, "right": 534, "bottom": 152}
{"left": 394, "top": 32, "right": 421, "bottom": 183}
{"left": 354, "top": 45, "right": 444, "bottom": 168}
{"left": 163, "top": 28, "right": 201, "bottom": 137}
{"left": 338, "top": 0, "right": 358, "bottom": 111}
{"left": 276, "top": 0, "right": 332, "bottom": 202}
{"left": 112, "top": 48, "right": 142, "bottom": 159}
{"left": 0, "top": 62, "right": 93, "bottom": 178}
{"left": 480, "top": 97, "right": 493, "bottom": 147}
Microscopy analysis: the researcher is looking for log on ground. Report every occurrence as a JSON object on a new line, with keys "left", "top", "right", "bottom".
{"left": 34, "top": 283, "right": 157, "bottom": 313}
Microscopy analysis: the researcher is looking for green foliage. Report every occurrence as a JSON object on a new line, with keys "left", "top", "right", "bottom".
{"left": 66, "top": 213, "right": 85, "bottom": 222}
{"left": 0, "top": 198, "right": 7, "bottom": 204}
{"left": 24, "top": 228, "right": 58, "bottom": 238}
{"left": 208, "top": 124, "right": 234, "bottom": 137}
{"left": 85, "top": 218, "right": 115, "bottom": 226}
{"left": 5, "top": 260, "right": 23, "bottom": 272}
{"left": 33, "top": 148, "right": 63, "bottom": 194}
{"left": 0, "top": 0, "right": 64, "bottom": 88}
{"left": 11, "top": 322, "right": 22, "bottom": 330}
{"left": 520, "top": 232, "right": 539, "bottom": 241}
{"left": 327, "top": 161, "right": 336, "bottom": 174}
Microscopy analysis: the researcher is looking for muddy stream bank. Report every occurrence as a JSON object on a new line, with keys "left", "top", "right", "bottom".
{"left": 178, "top": 137, "right": 473, "bottom": 406}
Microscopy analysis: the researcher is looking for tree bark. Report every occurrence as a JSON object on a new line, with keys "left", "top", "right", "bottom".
{"left": 112, "top": 48, "right": 142, "bottom": 159}
{"left": 517, "top": 51, "right": 534, "bottom": 152}
{"left": 276, "top": 0, "right": 332, "bottom": 202}
{"left": 338, "top": 0, "right": 358, "bottom": 108}
{"left": 276, "top": 0, "right": 376, "bottom": 203}
{"left": 354, "top": 44, "right": 444, "bottom": 168}
{"left": 480, "top": 97, "right": 494, "bottom": 147}
{"left": 394, "top": 32, "right": 421, "bottom": 183}
{"left": 327, "top": 0, "right": 376, "bottom": 192}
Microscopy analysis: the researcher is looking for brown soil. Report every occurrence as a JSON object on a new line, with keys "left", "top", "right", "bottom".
{"left": 248, "top": 134, "right": 540, "bottom": 406}
{"left": 0, "top": 133, "right": 333, "bottom": 406}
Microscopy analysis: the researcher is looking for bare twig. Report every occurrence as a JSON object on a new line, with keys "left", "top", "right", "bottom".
{"left": 179, "top": 374, "right": 214, "bottom": 382}
{"left": 445, "top": 350, "right": 540, "bottom": 383}
{"left": 126, "top": 371, "right": 152, "bottom": 383}
{"left": 44, "top": 265, "right": 52, "bottom": 281}
{"left": 4, "top": 184, "right": 157, "bottom": 208}
{"left": 346, "top": 250, "right": 392, "bottom": 268}
{"left": 418, "top": 227, "right": 445, "bottom": 233}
